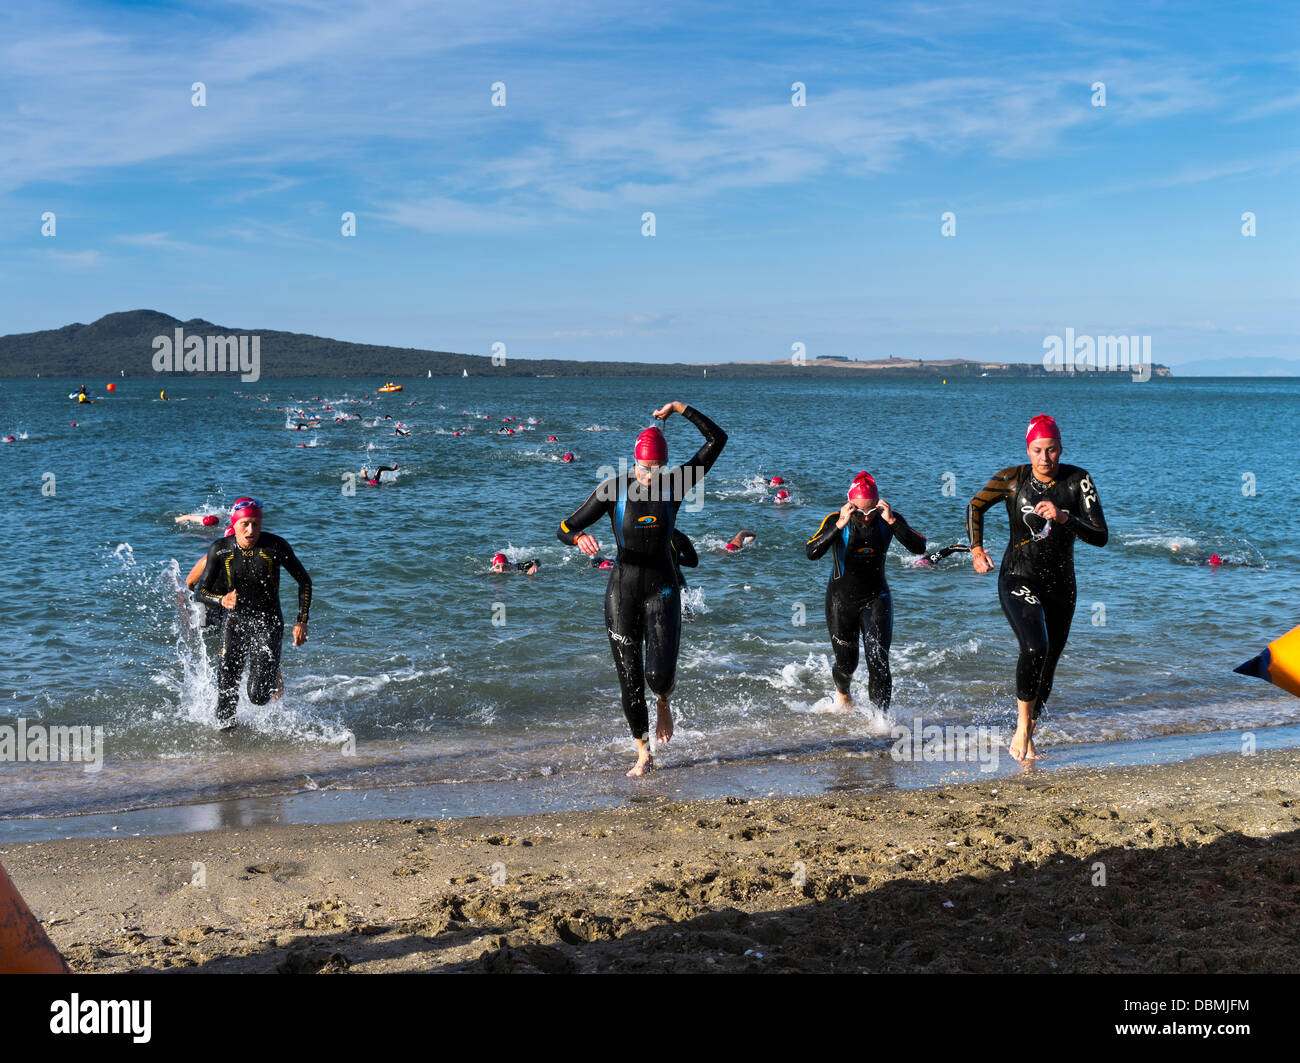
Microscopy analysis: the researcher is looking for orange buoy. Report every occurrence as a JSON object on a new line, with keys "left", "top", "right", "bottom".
{"left": 0, "top": 860, "right": 70, "bottom": 973}
{"left": 106, "top": 382, "right": 116, "bottom": 392}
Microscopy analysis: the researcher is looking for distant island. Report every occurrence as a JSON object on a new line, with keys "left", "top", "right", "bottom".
{"left": 0, "top": 310, "right": 1171, "bottom": 379}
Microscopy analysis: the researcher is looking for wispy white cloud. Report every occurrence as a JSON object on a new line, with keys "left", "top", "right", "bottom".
{"left": 44, "top": 248, "right": 102, "bottom": 268}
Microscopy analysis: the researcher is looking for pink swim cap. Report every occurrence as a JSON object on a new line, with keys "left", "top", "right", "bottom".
{"left": 635, "top": 427, "right": 667, "bottom": 463}
{"left": 770, "top": 476, "right": 784, "bottom": 486}
{"left": 230, "top": 497, "right": 263, "bottom": 524}
{"left": 201, "top": 515, "right": 219, "bottom": 527}
{"left": 1026, "top": 415, "right": 1061, "bottom": 445}
{"left": 725, "top": 542, "right": 738, "bottom": 552}
{"left": 848, "top": 473, "right": 878, "bottom": 502}
{"left": 493, "top": 553, "right": 508, "bottom": 566}
{"left": 1208, "top": 555, "right": 1223, "bottom": 566}
{"left": 775, "top": 489, "right": 790, "bottom": 501}
{"left": 547, "top": 435, "right": 557, "bottom": 442}
{"left": 562, "top": 453, "right": 574, "bottom": 463}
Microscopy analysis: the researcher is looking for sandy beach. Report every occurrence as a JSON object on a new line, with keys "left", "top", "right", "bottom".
{"left": 3, "top": 748, "right": 1297, "bottom": 974}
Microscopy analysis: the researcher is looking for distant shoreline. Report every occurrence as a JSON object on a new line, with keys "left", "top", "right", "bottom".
{"left": 0, "top": 309, "right": 1172, "bottom": 379}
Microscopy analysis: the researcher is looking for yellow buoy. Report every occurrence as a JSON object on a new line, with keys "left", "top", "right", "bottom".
{"left": 1235, "top": 624, "right": 1300, "bottom": 699}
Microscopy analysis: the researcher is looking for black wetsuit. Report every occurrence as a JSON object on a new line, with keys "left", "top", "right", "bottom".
{"left": 557, "top": 407, "right": 726, "bottom": 740}
{"left": 195, "top": 533, "right": 312, "bottom": 724}
{"left": 967, "top": 463, "right": 1107, "bottom": 716}
{"left": 807, "top": 509, "right": 927, "bottom": 708}
{"left": 670, "top": 530, "right": 698, "bottom": 589}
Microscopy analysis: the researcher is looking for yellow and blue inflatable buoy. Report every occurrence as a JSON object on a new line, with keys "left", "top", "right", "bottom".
{"left": 1234, "top": 624, "right": 1300, "bottom": 699}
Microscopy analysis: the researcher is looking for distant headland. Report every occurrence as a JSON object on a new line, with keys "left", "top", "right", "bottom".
{"left": 0, "top": 310, "right": 1172, "bottom": 379}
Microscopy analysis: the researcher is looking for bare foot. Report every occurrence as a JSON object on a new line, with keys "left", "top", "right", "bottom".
{"left": 656, "top": 698, "right": 673, "bottom": 744}
{"left": 1008, "top": 726, "right": 1029, "bottom": 762}
{"left": 273, "top": 669, "right": 284, "bottom": 701}
{"left": 833, "top": 691, "right": 854, "bottom": 712}
{"left": 627, "top": 751, "right": 654, "bottom": 777}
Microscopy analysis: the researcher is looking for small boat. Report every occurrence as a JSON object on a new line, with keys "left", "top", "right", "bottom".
{"left": 427, "top": 370, "right": 432, "bottom": 378}
{"left": 462, "top": 369, "right": 468, "bottom": 378}
{"left": 378, "top": 382, "right": 403, "bottom": 393}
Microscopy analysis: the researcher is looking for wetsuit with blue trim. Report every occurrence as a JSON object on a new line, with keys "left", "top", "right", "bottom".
{"left": 557, "top": 407, "right": 726, "bottom": 740}
{"left": 966, "top": 464, "right": 1107, "bottom": 717}
{"left": 806, "top": 508, "right": 926, "bottom": 708}
{"left": 195, "top": 532, "right": 311, "bottom": 725}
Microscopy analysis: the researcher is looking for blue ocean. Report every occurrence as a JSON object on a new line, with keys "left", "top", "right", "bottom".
{"left": 3, "top": 374, "right": 1298, "bottom": 826}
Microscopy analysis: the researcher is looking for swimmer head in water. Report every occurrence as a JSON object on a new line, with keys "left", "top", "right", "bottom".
{"left": 491, "top": 552, "right": 509, "bottom": 572}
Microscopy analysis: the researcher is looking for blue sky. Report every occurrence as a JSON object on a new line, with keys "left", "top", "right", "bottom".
{"left": 1, "top": 0, "right": 1296, "bottom": 366}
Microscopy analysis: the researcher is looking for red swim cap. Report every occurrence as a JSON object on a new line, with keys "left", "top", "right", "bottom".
{"left": 848, "top": 472, "right": 878, "bottom": 502}
{"left": 725, "top": 542, "right": 738, "bottom": 552}
{"left": 635, "top": 427, "right": 667, "bottom": 463}
{"left": 599, "top": 560, "right": 613, "bottom": 569}
{"left": 1208, "top": 555, "right": 1223, "bottom": 566}
{"left": 775, "top": 489, "right": 790, "bottom": 501}
{"left": 1026, "top": 415, "right": 1061, "bottom": 445}
{"left": 493, "top": 553, "right": 508, "bottom": 566}
{"left": 201, "top": 515, "right": 219, "bottom": 527}
{"left": 770, "top": 476, "right": 784, "bottom": 486}
{"left": 547, "top": 435, "right": 557, "bottom": 442}
{"left": 562, "top": 453, "right": 574, "bottom": 463}
{"left": 230, "top": 497, "right": 263, "bottom": 524}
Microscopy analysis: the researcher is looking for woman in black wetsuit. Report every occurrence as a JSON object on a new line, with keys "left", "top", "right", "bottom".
{"left": 807, "top": 472, "right": 927, "bottom": 712}
{"left": 195, "top": 498, "right": 312, "bottom": 731}
{"left": 557, "top": 401, "right": 726, "bottom": 776}
{"left": 967, "top": 415, "right": 1108, "bottom": 761}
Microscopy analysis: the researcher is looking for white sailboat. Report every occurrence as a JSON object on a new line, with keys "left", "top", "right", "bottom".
{"left": 462, "top": 369, "right": 468, "bottom": 378}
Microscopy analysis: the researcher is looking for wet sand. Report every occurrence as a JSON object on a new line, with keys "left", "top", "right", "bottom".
{"left": 4, "top": 748, "right": 1297, "bottom": 973}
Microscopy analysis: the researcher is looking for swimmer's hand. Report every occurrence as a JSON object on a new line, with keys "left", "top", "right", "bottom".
{"left": 972, "top": 547, "right": 995, "bottom": 574}
{"left": 1034, "top": 501, "right": 1066, "bottom": 524}
{"left": 652, "top": 401, "right": 686, "bottom": 420}
{"left": 220, "top": 590, "right": 238, "bottom": 609}
{"left": 876, "top": 500, "right": 895, "bottom": 525}
{"left": 292, "top": 622, "right": 307, "bottom": 647}
{"left": 575, "top": 533, "right": 601, "bottom": 555}
{"left": 836, "top": 501, "right": 856, "bottom": 529}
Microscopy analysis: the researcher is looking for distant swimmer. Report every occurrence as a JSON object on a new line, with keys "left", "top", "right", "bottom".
{"left": 807, "top": 472, "right": 927, "bottom": 712}
{"left": 194, "top": 498, "right": 311, "bottom": 731}
{"left": 360, "top": 464, "right": 398, "bottom": 486}
{"left": 547, "top": 435, "right": 558, "bottom": 442}
{"left": 724, "top": 530, "right": 756, "bottom": 553}
{"left": 561, "top": 453, "right": 574, "bottom": 463}
{"left": 907, "top": 544, "right": 972, "bottom": 568}
{"left": 491, "top": 553, "right": 539, "bottom": 575}
{"left": 589, "top": 556, "right": 615, "bottom": 570}
{"left": 774, "top": 489, "right": 791, "bottom": 505}
{"left": 1170, "top": 545, "right": 1227, "bottom": 566}
{"left": 558, "top": 400, "right": 727, "bottom": 776}
{"left": 394, "top": 428, "right": 410, "bottom": 437}
{"left": 160, "top": 389, "right": 168, "bottom": 401}
{"left": 967, "top": 415, "right": 1108, "bottom": 761}
{"left": 175, "top": 513, "right": 222, "bottom": 527}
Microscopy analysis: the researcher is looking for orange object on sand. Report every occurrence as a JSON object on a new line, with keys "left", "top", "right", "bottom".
{"left": 0, "top": 860, "right": 69, "bottom": 973}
